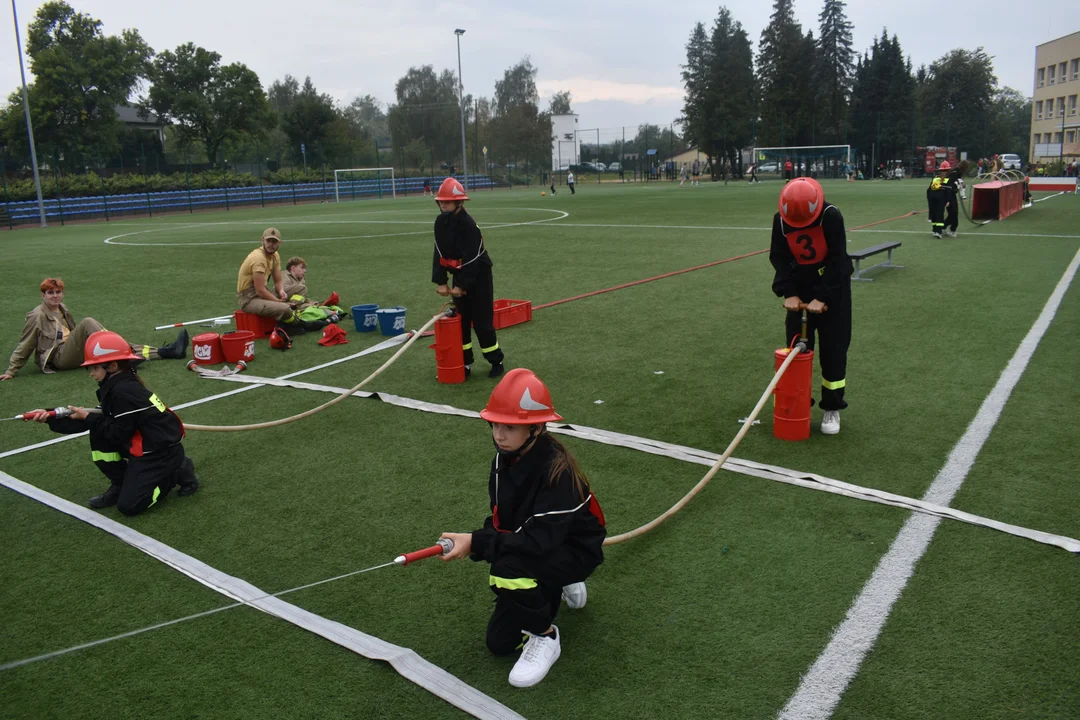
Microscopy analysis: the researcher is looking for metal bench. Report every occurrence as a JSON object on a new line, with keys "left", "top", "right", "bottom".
{"left": 850, "top": 241, "right": 903, "bottom": 282}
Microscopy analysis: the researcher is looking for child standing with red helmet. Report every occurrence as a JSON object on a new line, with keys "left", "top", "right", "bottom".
{"left": 770, "top": 178, "right": 854, "bottom": 435}
{"left": 432, "top": 177, "right": 505, "bottom": 378}
{"left": 439, "top": 368, "right": 606, "bottom": 688}
{"left": 25, "top": 330, "right": 199, "bottom": 514}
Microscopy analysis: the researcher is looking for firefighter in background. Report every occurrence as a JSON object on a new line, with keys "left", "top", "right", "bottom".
{"left": 26, "top": 330, "right": 199, "bottom": 513}
{"left": 926, "top": 161, "right": 952, "bottom": 238}
{"left": 432, "top": 177, "right": 505, "bottom": 378}
{"left": 438, "top": 369, "right": 606, "bottom": 688}
{"left": 770, "top": 178, "right": 854, "bottom": 435}
{"left": 942, "top": 159, "right": 970, "bottom": 238}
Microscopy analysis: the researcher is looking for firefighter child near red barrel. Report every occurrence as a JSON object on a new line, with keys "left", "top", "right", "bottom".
{"left": 769, "top": 178, "right": 854, "bottom": 435}
{"left": 432, "top": 177, "right": 505, "bottom": 378}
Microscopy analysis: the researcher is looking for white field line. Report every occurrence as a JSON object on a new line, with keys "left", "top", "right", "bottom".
{"left": 102, "top": 208, "right": 568, "bottom": 246}
{"left": 777, "top": 245, "right": 1080, "bottom": 720}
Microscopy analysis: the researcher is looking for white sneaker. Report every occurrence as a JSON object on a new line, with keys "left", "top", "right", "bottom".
{"left": 944, "top": 229, "right": 957, "bottom": 237}
{"left": 562, "top": 582, "right": 587, "bottom": 609}
{"left": 509, "top": 627, "right": 561, "bottom": 688}
{"left": 821, "top": 410, "right": 840, "bottom": 435}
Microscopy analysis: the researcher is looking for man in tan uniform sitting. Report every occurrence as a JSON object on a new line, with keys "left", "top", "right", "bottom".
{"left": 237, "top": 227, "right": 294, "bottom": 321}
{"left": 2, "top": 278, "right": 188, "bottom": 381}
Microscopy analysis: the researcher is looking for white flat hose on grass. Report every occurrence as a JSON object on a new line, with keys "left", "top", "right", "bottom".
{"left": 603, "top": 345, "right": 803, "bottom": 545}
{"left": 183, "top": 311, "right": 443, "bottom": 432}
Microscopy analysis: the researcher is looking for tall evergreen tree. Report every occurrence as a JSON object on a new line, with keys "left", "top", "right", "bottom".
{"left": 815, "top": 0, "right": 855, "bottom": 143}
{"left": 680, "top": 22, "right": 713, "bottom": 161}
{"left": 757, "top": 0, "right": 812, "bottom": 146}
{"left": 847, "top": 30, "right": 915, "bottom": 174}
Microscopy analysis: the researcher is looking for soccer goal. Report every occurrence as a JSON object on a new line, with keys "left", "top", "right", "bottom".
{"left": 333, "top": 167, "right": 397, "bottom": 202}
{"left": 751, "top": 145, "right": 851, "bottom": 180}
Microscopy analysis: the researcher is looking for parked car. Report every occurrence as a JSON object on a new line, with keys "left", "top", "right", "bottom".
{"left": 757, "top": 162, "right": 779, "bottom": 173}
{"left": 593, "top": 162, "right": 607, "bottom": 172}
{"left": 607, "top": 162, "right": 621, "bottom": 173}
{"left": 1000, "top": 153, "right": 1022, "bottom": 170}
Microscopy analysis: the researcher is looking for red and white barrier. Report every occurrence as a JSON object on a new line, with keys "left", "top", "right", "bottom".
{"left": 1028, "top": 176, "right": 1079, "bottom": 193}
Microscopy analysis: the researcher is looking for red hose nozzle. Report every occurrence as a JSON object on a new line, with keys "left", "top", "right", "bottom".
{"left": 394, "top": 538, "right": 455, "bottom": 566}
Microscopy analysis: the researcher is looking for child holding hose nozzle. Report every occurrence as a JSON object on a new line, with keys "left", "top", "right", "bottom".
{"left": 770, "top": 178, "right": 854, "bottom": 435}
{"left": 24, "top": 330, "right": 200, "bottom": 514}
{"left": 438, "top": 369, "right": 606, "bottom": 688}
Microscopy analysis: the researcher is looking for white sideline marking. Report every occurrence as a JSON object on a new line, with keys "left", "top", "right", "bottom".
{"left": 778, "top": 245, "right": 1080, "bottom": 720}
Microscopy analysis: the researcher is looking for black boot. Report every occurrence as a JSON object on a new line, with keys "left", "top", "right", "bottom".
{"left": 488, "top": 362, "right": 504, "bottom": 378}
{"left": 160, "top": 329, "right": 189, "bottom": 359}
{"left": 302, "top": 319, "right": 329, "bottom": 332}
{"left": 280, "top": 321, "right": 305, "bottom": 336}
{"left": 176, "top": 457, "right": 200, "bottom": 497}
{"left": 89, "top": 484, "right": 121, "bottom": 509}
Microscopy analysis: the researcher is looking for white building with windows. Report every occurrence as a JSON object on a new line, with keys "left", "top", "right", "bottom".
{"left": 1030, "top": 31, "right": 1080, "bottom": 163}
{"left": 551, "top": 114, "right": 580, "bottom": 171}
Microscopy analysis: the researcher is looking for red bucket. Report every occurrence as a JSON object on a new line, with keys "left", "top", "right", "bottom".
{"left": 220, "top": 330, "right": 255, "bottom": 364}
{"left": 192, "top": 332, "right": 224, "bottom": 365}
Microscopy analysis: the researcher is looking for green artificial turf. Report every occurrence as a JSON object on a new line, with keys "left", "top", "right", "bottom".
{"left": 1, "top": 180, "right": 1077, "bottom": 719}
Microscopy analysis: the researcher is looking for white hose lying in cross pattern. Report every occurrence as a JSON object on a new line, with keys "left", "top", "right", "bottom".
{"left": 183, "top": 310, "right": 444, "bottom": 432}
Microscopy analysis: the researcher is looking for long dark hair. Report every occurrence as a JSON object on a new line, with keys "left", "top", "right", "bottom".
{"left": 546, "top": 433, "right": 590, "bottom": 501}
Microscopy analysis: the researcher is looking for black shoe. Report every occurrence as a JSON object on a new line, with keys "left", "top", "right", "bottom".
{"left": 302, "top": 319, "right": 329, "bottom": 332}
{"left": 89, "top": 485, "right": 121, "bottom": 509}
{"left": 176, "top": 457, "right": 200, "bottom": 497}
{"left": 160, "top": 329, "right": 189, "bottom": 359}
{"left": 488, "top": 363, "right": 504, "bottom": 378}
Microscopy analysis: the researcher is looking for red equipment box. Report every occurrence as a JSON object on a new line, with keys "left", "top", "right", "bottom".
{"left": 234, "top": 310, "right": 277, "bottom": 339}
{"left": 492, "top": 299, "right": 532, "bottom": 330}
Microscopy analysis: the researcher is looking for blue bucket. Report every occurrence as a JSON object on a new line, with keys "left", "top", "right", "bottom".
{"left": 351, "top": 304, "right": 380, "bottom": 333}
{"left": 376, "top": 306, "right": 407, "bottom": 336}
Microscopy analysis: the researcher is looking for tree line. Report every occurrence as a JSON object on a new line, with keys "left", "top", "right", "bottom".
{"left": 681, "top": 0, "right": 1031, "bottom": 177}
{"left": 0, "top": 1, "right": 570, "bottom": 180}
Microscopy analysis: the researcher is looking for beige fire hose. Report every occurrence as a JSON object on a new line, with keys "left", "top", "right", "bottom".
{"left": 604, "top": 303, "right": 819, "bottom": 545}
{"left": 183, "top": 310, "right": 445, "bottom": 432}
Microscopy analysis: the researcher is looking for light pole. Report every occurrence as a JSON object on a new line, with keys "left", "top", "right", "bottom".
{"left": 11, "top": 0, "right": 46, "bottom": 227}
{"left": 454, "top": 28, "right": 468, "bottom": 190}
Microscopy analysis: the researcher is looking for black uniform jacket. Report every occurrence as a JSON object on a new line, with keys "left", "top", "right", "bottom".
{"left": 470, "top": 433, "right": 606, "bottom": 568}
{"left": 432, "top": 209, "right": 493, "bottom": 292}
{"left": 49, "top": 371, "right": 184, "bottom": 457}
{"left": 770, "top": 202, "right": 853, "bottom": 306}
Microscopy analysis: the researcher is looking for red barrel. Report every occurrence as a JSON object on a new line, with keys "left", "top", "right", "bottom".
{"left": 192, "top": 332, "right": 224, "bottom": 366}
{"left": 429, "top": 312, "right": 465, "bottom": 384}
{"left": 220, "top": 330, "right": 255, "bottom": 363}
{"left": 773, "top": 347, "right": 814, "bottom": 441}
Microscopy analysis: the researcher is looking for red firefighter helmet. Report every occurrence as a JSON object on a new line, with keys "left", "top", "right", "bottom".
{"left": 778, "top": 177, "right": 825, "bottom": 227}
{"left": 479, "top": 368, "right": 563, "bottom": 425}
{"left": 434, "top": 177, "right": 469, "bottom": 202}
{"left": 938, "top": 160, "right": 952, "bottom": 171}
{"left": 269, "top": 327, "right": 292, "bottom": 351}
{"left": 81, "top": 330, "right": 140, "bottom": 366}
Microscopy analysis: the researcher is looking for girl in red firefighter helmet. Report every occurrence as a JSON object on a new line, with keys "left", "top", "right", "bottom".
{"left": 432, "top": 177, "right": 504, "bottom": 378}
{"left": 770, "top": 177, "right": 854, "bottom": 435}
{"left": 26, "top": 330, "right": 199, "bottom": 514}
{"left": 439, "top": 368, "right": 606, "bottom": 688}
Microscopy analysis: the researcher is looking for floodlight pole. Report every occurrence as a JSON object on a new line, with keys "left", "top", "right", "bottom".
{"left": 455, "top": 28, "right": 468, "bottom": 190}
{"left": 11, "top": 0, "right": 46, "bottom": 227}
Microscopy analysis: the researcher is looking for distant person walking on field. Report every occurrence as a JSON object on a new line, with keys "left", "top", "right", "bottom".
{"left": 680, "top": 164, "right": 688, "bottom": 187}
{"left": 691, "top": 159, "right": 701, "bottom": 186}
{"left": 566, "top": 171, "right": 575, "bottom": 195}
{"left": 549, "top": 173, "right": 557, "bottom": 195}
{"left": 784, "top": 159, "right": 793, "bottom": 182}
{"left": 926, "top": 162, "right": 951, "bottom": 238}
{"left": 770, "top": 178, "right": 854, "bottom": 436}
{"left": 748, "top": 164, "right": 759, "bottom": 184}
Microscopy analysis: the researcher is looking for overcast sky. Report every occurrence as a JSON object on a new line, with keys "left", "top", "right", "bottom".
{"left": 2, "top": 0, "right": 1078, "bottom": 131}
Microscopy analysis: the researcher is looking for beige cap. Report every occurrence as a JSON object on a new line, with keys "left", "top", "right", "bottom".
{"left": 262, "top": 227, "right": 282, "bottom": 241}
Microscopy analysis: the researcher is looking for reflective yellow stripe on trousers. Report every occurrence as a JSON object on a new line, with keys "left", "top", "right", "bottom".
{"left": 489, "top": 576, "right": 538, "bottom": 590}
{"left": 822, "top": 378, "right": 846, "bottom": 390}
{"left": 91, "top": 450, "right": 122, "bottom": 463}
{"left": 480, "top": 342, "right": 500, "bottom": 354}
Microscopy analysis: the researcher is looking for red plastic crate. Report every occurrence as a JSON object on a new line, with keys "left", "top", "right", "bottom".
{"left": 492, "top": 299, "right": 532, "bottom": 330}
{"left": 234, "top": 310, "right": 277, "bottom": 339}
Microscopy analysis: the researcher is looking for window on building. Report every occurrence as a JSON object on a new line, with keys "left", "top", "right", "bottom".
{"left": 1070, "top": 95, "right": 1078, "bottom": 115}
{"left": 1049, "top": 65, "right": 1056, "bottom": 84}
{"left": 1060, "top": 62, "right": 1068, "bottom": 82}
{"left": 1067, "top": 131, "right": 1076, "bottom": 144}
{"left": 1036, "top": 100, "right": 1043, "bottom": 118}
{"left": 1054, "top": 132, "right": 1063, "bottom": 144}
{"left": 1073, "top": 59, "right": 1079, "bottom": 80}
{"left": 1039, "top": 68, "right": 1046, "bottom": 87}
{"left": 1059, "top": 97, "right": 1066, "bottom": 115}
{"left": 1034, "top": 133, "right": 1041, "bottom": 144}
